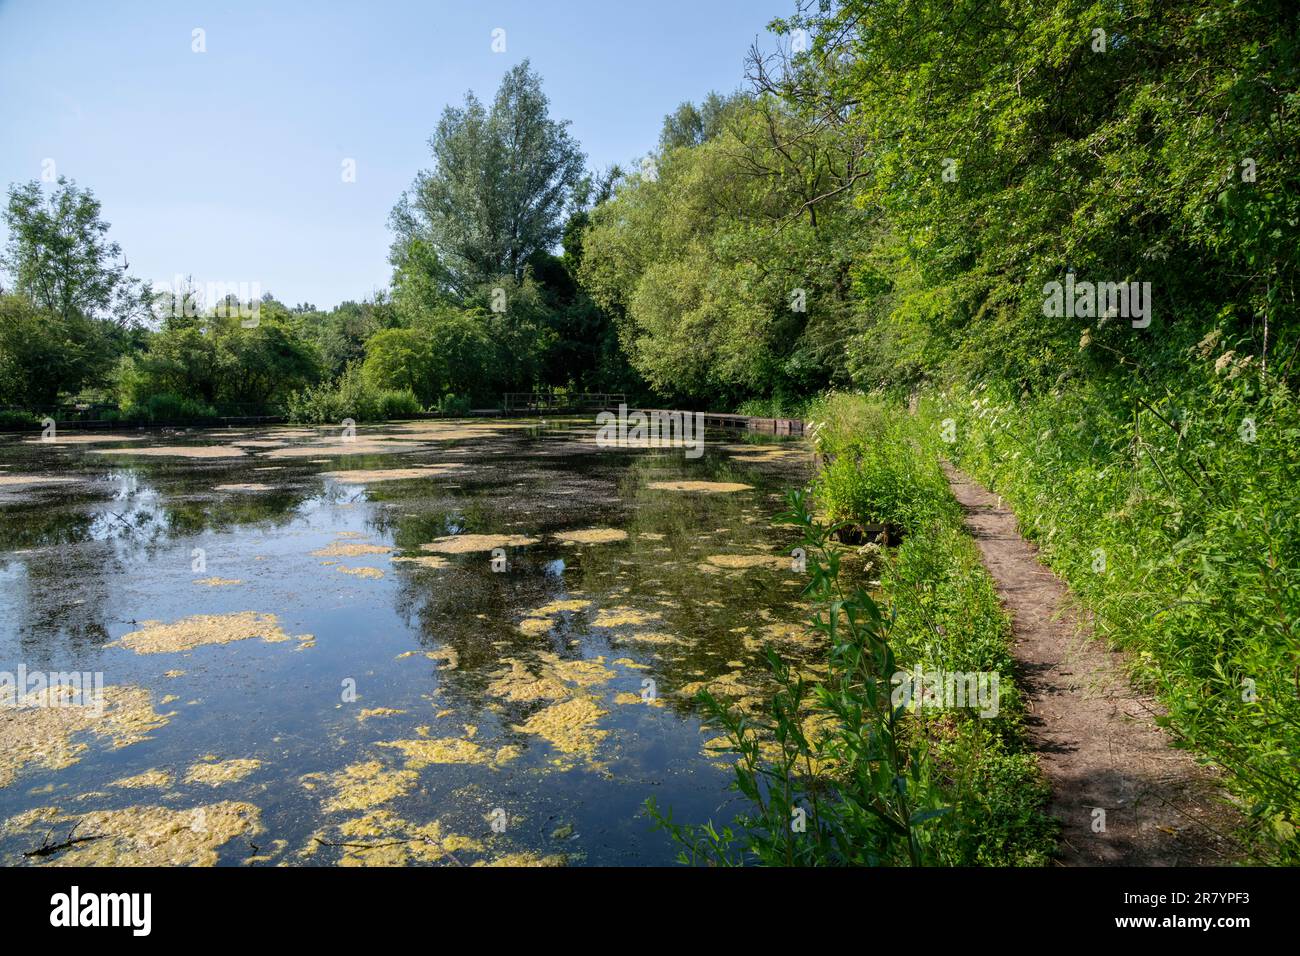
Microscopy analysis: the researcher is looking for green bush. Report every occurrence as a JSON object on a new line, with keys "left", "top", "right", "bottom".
{"left": 436, "top": 393, "right": 471, "bottom": 416}
{"left": 0, "top": 409, "right": 39, "bottom": 429}
{"left": 807, "top": 393, "right": 956, "bottom": 533}
{"left": 120, "top": 392, "right": 218, "bottom": 423}
{"left": 286, "top": 363, "right": 421, "bottom": 424}
{"left": 735, "top": 388, "right": 806, "bottom": 419}
{"left": 378, "top": 389, "right": 422, "bottom": 419}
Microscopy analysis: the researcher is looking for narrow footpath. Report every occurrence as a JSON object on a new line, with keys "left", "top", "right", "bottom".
{"left": 943, "top": 464, "right": 1242, "bottom": 865}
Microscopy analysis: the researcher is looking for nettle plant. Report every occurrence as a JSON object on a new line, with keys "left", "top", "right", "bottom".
{"left": 647, "top": 490, "right": 950, "bottom": 866}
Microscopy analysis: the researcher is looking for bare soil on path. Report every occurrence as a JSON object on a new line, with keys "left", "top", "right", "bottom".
{"left": 943, "top": 464, "right": 1243, "bottom": 866}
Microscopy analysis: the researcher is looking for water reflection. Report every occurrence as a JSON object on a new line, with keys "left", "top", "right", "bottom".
{"left": 0, "top": 420, "right": 813, "bottom": 865}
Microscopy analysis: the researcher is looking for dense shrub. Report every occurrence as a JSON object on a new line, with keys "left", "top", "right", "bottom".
{"left": 119, "top": 392, "right": 218, "bottom": 423}
{"left": 435, "top": 393, "right": 471, "bottom": 416}
{"left": 807, "top": 393, "right": 957, "bottom": 533}
{"left": 286, "top": 363, "right": 421, "bottom": 424}
{"left": 0, "top": 409, "right": 39, "bottom": 429}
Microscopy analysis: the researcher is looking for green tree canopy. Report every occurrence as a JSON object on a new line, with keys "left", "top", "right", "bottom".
{"left": 390, "top": 61, "right": 586, "bottom": 297}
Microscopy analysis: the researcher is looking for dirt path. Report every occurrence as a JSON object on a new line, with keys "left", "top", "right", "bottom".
{"left": 943, "top": 464, "right": 1242, "bottom": 866}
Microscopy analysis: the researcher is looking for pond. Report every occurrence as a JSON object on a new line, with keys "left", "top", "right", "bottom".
{"left": 0, "top": 417, "right": 816, "bottom": 866}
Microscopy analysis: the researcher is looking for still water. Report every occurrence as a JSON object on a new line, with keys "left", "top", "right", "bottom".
{"left": 0, "top": 417, "right": 815, "bottom": 865}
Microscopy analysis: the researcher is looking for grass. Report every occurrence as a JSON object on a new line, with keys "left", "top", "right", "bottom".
{"left": 648, "top": 394, "right": 1055, "bottom": 865}
{"left": 922, "top": 366, "right": 1300, "bottom": 863}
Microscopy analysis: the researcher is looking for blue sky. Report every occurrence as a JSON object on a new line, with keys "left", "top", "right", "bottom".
{"left": 0, "top": 0, "right": 785, "bottom": 310}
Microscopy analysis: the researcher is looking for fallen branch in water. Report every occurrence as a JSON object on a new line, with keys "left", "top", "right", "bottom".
{"left": 25, "top": 824, "right": 106, "bottom": 858}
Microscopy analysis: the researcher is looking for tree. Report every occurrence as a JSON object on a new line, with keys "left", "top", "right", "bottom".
{"left": 390, "top": 61, "right": 586, "bottom": 295}
{"left": 361, "top": 327, "right": 437, "bottom": 403}
{"left": 0, "top": 179, "right": 145, "bottom": 405}
{"left": 0, "top": 293, "right": 112, "bottom": 406}
{"left": 2, "top": 178, "right": 143, "bottom": 325}
{"left": 658, "top": 91, "right": 744, "bottom": 151}
{"left": 118, "top": 305, "right": 317, "bottom": 412}
{"left": 579, "top": 98, "right": 861, "bottom": 405}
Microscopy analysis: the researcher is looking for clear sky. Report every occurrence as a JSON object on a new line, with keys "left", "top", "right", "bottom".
{"left": 0, "top": 0, "right": 785, "bottom": 310}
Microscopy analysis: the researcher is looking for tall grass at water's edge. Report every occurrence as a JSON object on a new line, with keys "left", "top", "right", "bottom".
{"left": 648, "top": 396, "right": 1055, "bottom": 865}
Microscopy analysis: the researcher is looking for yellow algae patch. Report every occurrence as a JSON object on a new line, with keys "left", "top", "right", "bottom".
{"left": 420, "top": 533, "right": 539, "bottom": 554}
{"left": 112, "top": 611, "right": 308, "bottom": 654}
{"left": 682, "top": 670, "right": 757, "bottom": 695}
{"left": 487, "top": 659, "right": 571, "bottom": 703}
{"left": 243, "top": 838, "right": 288, "bottom": 864}
{"left": 646, "top": 480, "right": 752, "bottom": 493}
{"left": 377, "top": 737, "right": 512, "bottom": 769}
{"left": 538, "top": 652, "right": 616, "bottom": 688}
{"left": 184, "top": 758, "right": 262, "bottom": 786}
{"left": 312, "top": 541, "right": 392, "bottom": 558}
{"left": 305, "top": 761, "right": 418, "bottom": 814}
{"left": 702, "top": 553, "right": 789, "bottom": 570}
{"left": 22, "top": 434, "right": 144, "bottom": 445}
{"left": 193, "top": 577, "right": 241, "bottom": 587}
{"left": 552, "top": 528, "right": 628, "bottom": 545}
{"left": 322, "top": 464, "right": 464, "bottom": 483}
{"left": 614, "top": 691, "right": 664, "bottom": 708}
{"left": 722, "top": 444, "right": 803, "bottom": 460}
{"left": 357, "top": 708, "right": 406, "bottom": 721}
{"left": 743, "top": 621, "right": 822, "bottom": 652}
{"left": 473, "top": 851, "right": 567, "bottom": 867}
{"left": 390, "top": 554, "right": 450, "bottom": 569}
{"left": 637, "top": 532, "right": 666, "bottom": 541}
{"left": 620, "top": 631, "right": 684, "bottom": 646}
{"left": 263, "top": 439, "right": 422, "bottom": 459}
{"left": 94, "top": 445, "right": 247, "bottom": 459}
{"left": 30, "top": 802, "right": 261, "bottom": 866}
{"left": 386, "top": 423, "right": 509, "bottom": 441}
{"left": 164, "top": 670, "right": 185, "bottom": 678}
{"left": 517, "top": 598, "right": 592, "bottom": 637}
{"left": 0, "top": 685, "right": 172, "bottom": 788}
{"left": 486, "top": 653, "right": 613, "bottom": 705}
{"left": 315, "top": 810, "right": 482, "bottom": 866}
{"left": 214, "top": 483, "right": 273, "bottom": 492}
{"left": 425, "top": 647, "right": 459, "bottom": 670}
{"left": 111, "top": 769, "right": 174, "bottom": 790}
{"left": 591, "top": 607, "right": 659, "bottom": 628}
{"left": 0, "top": 475, "right": 77, "bottom": 487}
{"left": 518, "top": 617, "right": 553, "bottom": 637}
{"left": 531, "top": 599, "right": 593, "bottom": 615}
{"left": 337, "top": 565, "right": 384, "bottom": 579}
{"left": 511, "top": 697, "right": 608, "bottom": 766}
{"left": 4, "top": 806, "right": 63, "bottom": 831}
